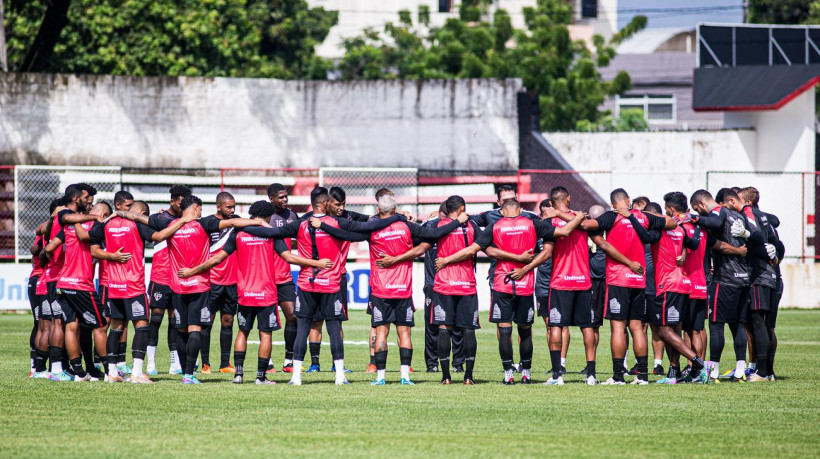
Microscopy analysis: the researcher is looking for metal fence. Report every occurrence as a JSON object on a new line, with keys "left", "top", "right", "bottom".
{"left": 7, "top": 166, "right": 819, "bottom": 261}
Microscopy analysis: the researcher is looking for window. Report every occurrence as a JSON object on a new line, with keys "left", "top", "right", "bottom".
{"left": 616, "top": 95, "right": 676, "bottom": 124}
{"left": 439, "top": 0, "right": 452, "bottom": 13}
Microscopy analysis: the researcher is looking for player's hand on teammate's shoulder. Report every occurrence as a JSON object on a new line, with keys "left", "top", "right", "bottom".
{"left": 309, "top": 217, "right": 322, "bottom": 229}
{"left": 399, "top": 210, "right": 415, "bottom": 222}
{"left": 457, "top": 212, "right": 469, "bottom": 224}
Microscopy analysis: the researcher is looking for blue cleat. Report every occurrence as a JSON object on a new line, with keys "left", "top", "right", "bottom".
{"left": 146, "top": 367, "right": 158, "bottom": 376}
{"left": 400, "top": 378, "right": 415, "bottom": 385}
{"left": 370, "top": 378, "right": 386, "bottom": 386}
{"left": 48, "top": 371, "right": 73, "bottom": 382}
{"left": 331, "top": 365, "right": 353, "bottom": 373}
{"left": 33, "top": 371, "right": 50, "bottom": 379}
{"left": 182, "top": 375, "right": 201, "bottom": 384}
{"left": 306, "top": 364, "right": 321, "bottom": 373}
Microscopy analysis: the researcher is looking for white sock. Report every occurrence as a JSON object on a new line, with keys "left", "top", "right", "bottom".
{"left": 284, "top": 358, "right": 292, "bottom": 366}
{"left": 400, "top": 365, "right": 410, "bottom": 380}
{"left": 171, "top": 350, "right": 180, "bottom": 368}
{"left": 291, "top": 360, "right": 303, "bottom": 383}
{"left": 522, "top": 368, "right": 531, "bottom": 379}
{"left": 560, "top": 357, "right": 566, "bottom": 367}
{"left": 117, "top": 358, "right": 126, "bottom": 367}
{"left": 108, "top": 363, "right": 118, "bottom": 376}
{"left": 132, "top": 358, "right": 144, "bottom": 377}
{"left": 504, "top": 369, "right": 514, "bottom": 381}
{"left": 51, "top": 361, "right": 63, "bottom": 374}
{"left": 146, "top": 346, "right": 157, "bottom": 368}
{"left": 269, "top": 358, "right": 274, "bottom": 366}
{"left": 711, "top": 362, "right": 720, "bottom": 378}
{"left": 334, "top": 359, "right": 345, "bottom": 381}
{"left": 31, "top": 357, "right": 35, "bottom": 370}
{"left": 749, "top": 362, "right": 757, "bottom": 370}
{"left": 623, "top": 358, "right": 628, "bottom": 368}
{"left": 735, "top": 360, "right": 746, "bottom": 377}
{"left": 377, "top": 369, "right": 386, "bottom": 380}
{"left": 654, "top": 359, "right": 663, "bottom": 367}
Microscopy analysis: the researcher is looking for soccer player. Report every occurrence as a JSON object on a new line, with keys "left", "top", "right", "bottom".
{"left": 313, "top": 194, "right": 468, "bottom": 385}
{"left": 90, "top": 199, "right": 190, "bottom": 383}
{"left": 643, "top": 202, "right": 667, "bottom": 377}
{"left": 637, "top": 194, "right": 709, "bottom": 384}
{"left": 179, "top": 200, "right": 331, "bottom": 384}
{"left": 28, "top": 234, "right": 45, "bottom": 376}
{"left": 241, "top": 190, "right": 401, "bottom": 385}
{"left": 31, "top": 198, "right": 64, "bottom": 379}
{"left": 577, "top": 188, "right": 678, "bottom": 385}
{"left": 437, "top": 199, "right": 584, "bottom": 385}
{"left": 580, "top": 204, "right": 607, "bottom": 377}
{"left": 268, "top": 182, "right": 300, "bottom": 373}
{"left": 45, "top": 195, "right": 110, "bottom": 382}
{"left": 197, "top": 192, "right": 242, "bottom": 374}
{"left": 145, "top": 185, "right": 192, "bottom": 375}
{"left": 532, "top": 199, "right": 565, "bottom": 376}
{"left": 689, "top": 189, "right": 753, "bottom": 382}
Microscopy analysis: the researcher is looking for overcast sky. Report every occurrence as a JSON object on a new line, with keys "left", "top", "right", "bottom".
{"left": 617, "top": 0, "right": 743, "bottom": 30}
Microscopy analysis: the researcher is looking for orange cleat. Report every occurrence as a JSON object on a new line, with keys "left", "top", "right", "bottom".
{"left": 409, "top": 366, "right": 414, "bottom": 373}
{"left": 201, "top": 364, "right": 212, "bottom": 374}
{"left": 366, "top": 364, "right": 377, "bottom": 373}
{"left": 219, "top": 365, "right": 236, "bottom": 374}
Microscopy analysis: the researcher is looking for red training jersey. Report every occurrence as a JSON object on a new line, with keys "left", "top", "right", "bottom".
{"left": 369, "top": 220, "right": 414, "bottom": 299}
{"left": 43, "top": 213, "right": 66, "bottom": 284}
{"left": 57, "top": 221, "right": 96, "bottom": 291}
{"left": 101, "top": 217, "right": 150, "bottom": 299}
{"left": 233, "top": 231, "right": 278, "bottom": 307}
{"left": 605, "top": 210, "right": 649, "bottom": 289}
{"left": 549, "top": 212, "right": 591, "bottom": 291}
{"left": 433, "top": 219, "right": 478, "bottom": 296}
{"left": 296, "top": 216, "right": 345, "bottom": 293}
{"left": 650, "top": 226, "right": 692, "bottom": 295}
{"left": 30, "top": 236, "right": 44, "bottom": 278}
{"left": 168, "top": 220, "right": 211, "bottom": 294}
{"left": 681, "top": 221, "right": 707, "bottom": 300}
{"left": 491, "top": 216, "right": 537, "bottom": 296}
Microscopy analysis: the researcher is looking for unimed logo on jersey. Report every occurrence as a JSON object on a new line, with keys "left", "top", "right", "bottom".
{"left": 386, "top": 283, "right": 407, "bottom": 290}
{"left": 563, "top": 275, "right": 586, "bottom": 282}
{"left": 180, "top": 278, "right": 200, "bottom": 287}
{"left": 625, "top": 272, "right": 643, "bottom": 279}
{"left": 243, "top": 291, "right": 265, "bottom": 298}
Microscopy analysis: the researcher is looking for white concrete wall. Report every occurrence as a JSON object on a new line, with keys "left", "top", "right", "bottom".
{"left": 0, "top": 74, "right": 521, "bottom": 170}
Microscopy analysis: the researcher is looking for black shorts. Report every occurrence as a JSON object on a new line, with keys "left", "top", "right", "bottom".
{"left": 370, "top": 295, "right": 415, "bottom": 327}
{"left": 489, "top": 290, "right": 534, "bottom": 325}
{"left": 147, "top": 281, "right": 173, "bottom": 310}
{"left": 603, "top": 285, "right": 645, "bottom": 321}
{"left": 748, "top": 284, "right": 772, "bottom": 313}
{"left": 28, "top": 276, "right": 40, "bottom": 322}
{"left": 209, "top": 284, "right": 238, "bottom": 316}
{"left": 59, "top": 288, "right": 108, "bottom": 328}
{"left": 172, "top": 292, "right": 211, "bottom": 328}
{"left": 276, "top": 282, "right": 296, "bottom": 304}
{"left": 536, "top": 294, "right": 550, "bottom": 317}
{"left": 237, "top": 305, "right": 281, "bottom": 332}
{"left": 589, "top": 279, "right": 605, "bottom": 328}
{"left": 431, "top": 292, "right": 480, "bottom": 330}
{"left": 548, "top": 289, "right": 594, "bottom": 328}
{"left": 340, "top": 275, "right": 349, "bottom": 308}
{"left": 708, "top": 283, "right": 746, "bottom": 324}
{"left": 768, "top": 277, "right": 783, "bottom": 329}
{"left": 683, "top": 298, "right": 707, "bottom": 331}
{"left": 108, "top": 294, "right": 150, "bottom": 322}
{"left": 642, "top": 292, "right": 655, "bottom": 323}
{"left": 45, "top": 281, "right": 60, "bottom": 320}
{"left": 651, "top": 292, "right": 687, "bottom": 326}
{"left": 295, "top": 289, "right": 348, "bottom": 321}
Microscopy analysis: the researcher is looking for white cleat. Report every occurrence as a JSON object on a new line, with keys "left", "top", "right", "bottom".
{"left": 543, "top": 376, "right": 564, "bottom": 386}
{"left": 288, "top": 379, "right": 302, "bottom": 386}
{"left": 74, "top": 374, "right": 97, "bottom": 382}
{"left": 630, "top": 378, "right": 649, "bottom": 385}
{"left": 601, "top": 377, "right": 626, "bottom": 386}
{"left": 335, "top": 378, "right": 351, "bottom": 386}
{"left": 585, "top": 375, "right": 598, "bottom": 386}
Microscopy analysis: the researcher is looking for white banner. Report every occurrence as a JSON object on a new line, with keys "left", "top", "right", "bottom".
{"left": 2, "top": 262, "right": 495, "bottom": 311}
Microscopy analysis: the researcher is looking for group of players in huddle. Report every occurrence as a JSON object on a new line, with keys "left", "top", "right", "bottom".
{"left": 25, "top": 180, "right": 783, "bottom": 386}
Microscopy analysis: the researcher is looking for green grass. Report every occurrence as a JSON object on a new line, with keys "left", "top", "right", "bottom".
{"left": 2, "top": 310, "right": 819, "bottom": 458}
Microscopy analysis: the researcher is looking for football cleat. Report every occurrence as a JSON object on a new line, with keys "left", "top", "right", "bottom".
{"left": 719, "top": 368, "right": 735, "bottom": 379}
{"left": 630, "top": 378, "right": 649, "bottom": 385}
{"left": 463, "top": 378, "right": 475, "bottom": 386}
{"left": 366, "top": 364, "right": 377, "bottom": 374}
{"left": 33, "top": 371, "right": 50, "bottom": 379}
{"left": 768, "top": 373, "right": 777, "bottom": 382}
{"left": 117, "top": 364, "right": 132, "bottom": 376}
{"left": 453, "top": 365, "right": 464, "bottom": 373}
{"left": 680, "top": 365, "right": 692, "bottom": 378}
{"left": 130, "top": 374, "right": 153, "bottom": 384}
{"left": 331, "top": 364, "right": 353, "bottom": 374}
{"left": 145, "top": 366, "right": 158, "bottom": 376}
{"left": 104, "top": 374, "right": 124, "bottom": 383}
{"left": 88, "top": 367, "right": 106, "bottom": 380}
{"left": 370, "top": 379, "right": 386, "bottom": 386}
{"left": 694, "top": 369, "right": 710, "bottom": 384}
{"left": 601, "top": 377, "right": 626, "bottom": 386}
{"left": 335, "top": 378, "right": 351, "bottom": 385}
{"left": 306, "top": 364, "right": 320, "bottom": 373}
{"left": 426, "top": 365, "right": 439, "bottom": 373}
{"left": 585, "top": 375, "right": 598, "bottom": 386}
{"left": 287, "top": 379, "right": 302, "bottom": 386}
{"left": 399, "top": 378, "right": 415, "bottom": 385}
{"left": 282, "top": 363, "right": 293, "bottom": 373}
{"left": 653, "top": 364, "right": 665, "bottom": 376}
{"left": 544, "top": 376, "right": 564, "bottom": 386}
{"left": 74, "top": 374, "right": 97, "bottom": 382}
{"left": 232, "top": 375, "right": 243, "bottom": 384}
{"left": 255, "top": 378, "right": 276, "bottom": 385}
{"left": 578, "top": 365, "right": 590, "bottom": 376}
{"left": 747, "top": 373, "right": 768, "bottom": 382}
{"left": 559, "top": 366, "right": 567, "bottom": 376}
{"left": 168, "top": 367, "right": 183, "bottom": 375}
{"left": 501, "top": 378, "right": 515, "bottom": 385}
{"left": 220, "top": 365, "right": 236, "bottom": 374}
{"left": 656, "top": 377, "right": 677, "bottom": 385}
{"left": 182, "top": 375, "right": 201, "bottom": 384}
{"left": 201, "top": 364, "right": 212, "bottom": 374}
{"left": 627, "top": 364, "right": 639, "bottom": 376}
{"left": 520, "top": 376, "right": 533, "bottom": 385}
{"left": 441, "top": 378, "right": 452, "bottom": 385}
{"left": 49, "top": 371, "right": 73, "bottom": 382}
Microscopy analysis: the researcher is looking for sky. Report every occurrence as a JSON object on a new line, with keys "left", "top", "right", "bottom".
{"left": 617, "top": 0, "right": 743, "bottom": 30}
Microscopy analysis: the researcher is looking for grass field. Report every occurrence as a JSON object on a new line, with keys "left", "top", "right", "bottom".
{"left": 2, "top": 310, "right": 819, "bottom": 458}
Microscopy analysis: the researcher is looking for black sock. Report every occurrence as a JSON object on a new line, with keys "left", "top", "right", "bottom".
{"left": 200, "top": 325, "right": 211, "bottom": 366}
{"left": 586, "top": 360, "right": 596, "bottom": 378}
{"left": 751, "top": 312, "right": 770, "bottom": 377}
{"left": 309, "top": 342, "right": 321, "bottom": 365}
{"left": 667, "top": 366, "right": 679, "bottom": 379}
{"left": 35, "top": 349, "right": 48, "bottom": 372}
{"left": 185, "top": 331, "right": 201, "bottom": 376}
{"left": 518, "top": 327, "right": 532, "bottom": 371}
{"left": 370, "top": 354, "right": 376, "bottom": 365}
{"left": 438, "top": 328, "right": 452, "bottom": 380}
{"left": 117, "top": 341, "right": 127, "bottom": 365}
{"left": 498, "top": 326, "right": 513, "bottom": 372}
{"left": 168, "top": 317, "right": 178, "bottom": 352}
{"left": 93, "top": 350, "right": 102, "bottom": 365}
{"left": 176, "top": 331, "right": 188, "bottom": 373}
{"left": 148, "top": 313, "right": 162, "bottom": 347}
{"left": 709, "top": 322, "right": 725, "bottom": 363}
{"left": 219, "top": 326, "right": 232, "bottom": 368}
{"left": 107, "top": 329, "right": 124, "bottom": 371}
{"left": 550, "top": 350, "right": 562, "bottom": 379}
{"left": 132, "top": 326, "right": 149, "bottom": 360}
{"left": 612, "top": 358, "right": 625, "bottom": 381}
{"left": 636, "top": 355, "right": 648, "bottom": 381}
{"left": 284, "top": 322, "right": 297, "bottom": 361}
{"left": 462, "top": 329, "right": 477, "bottom": 380}
{"left": 292, "top": 318, "right": 311, "bottom": 361}
{"left": 399, "top": 347, "right": 412, "bottom": 367}
{"left": 234, "top": 350, "right": 246, "bottom": 376}
{"left": 691, "top": 356, "right": 705, "bottom": 373}
{"left": 729, "top": 322, "right": 747, "bottom": 362}
{"left": 375, "top": 350, "right": 387, "bottom": 373}
{"left": 325, "top": 320, "right": 344, "bottom": 361}
{"left": 70, "top": 357, "right": 86, "bottom": 378}
{"left": 48, "top": 345, "right": 63, "bottom": 372}
{"left": 257, "top": 357, "right": 268, "bottom": 380}
{"left": 79, "top": 326, "right": 93, "bottom": 369}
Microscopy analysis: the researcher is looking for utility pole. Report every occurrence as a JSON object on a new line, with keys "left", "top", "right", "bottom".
{"left": 0, "top": 0, "right": 7, "bottom": 72}
{"left": 743, "top": 0, "right": 749, "bottom": 24}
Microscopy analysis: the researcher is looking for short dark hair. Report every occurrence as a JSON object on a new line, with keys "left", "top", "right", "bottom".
{"left": 375, "top": 188, "right": 392, "bottom": 201}
{"left": 312, "top": 189, "right": 330, "bottom": 208}
{"left": 539, "top": 198, "right": 551, "bottom": 210}
{"left": 132, "top": 200, "right": 150, "bottom": 215}
{"left": 501, "top": 198, "right": 520, "bottom": 211}
{"left": 550, "top": 186, "right": 569, "bottom": 203}
{"left": 248, "top": 200, "right": 276, "bottom": 218}
{"left": 632, "top": 196, "right": 650, "bottom": 208}
{"left": 180, "top": 195, "right": 202, "bottom": 211}
{"left": 663, "top": 191, "right": 688, "bottom": 213}
{"left": 329, "top": 186, "right": 346, "bottom": 203}
{"left": 169, "top": 185, "right": 192, "bottom": 201}
{"left": 77, "top": 183, "right": 97, "bottom": 197}
{"left": 715, "top": 188, "right": 740, "bottom": 204}
{"left": 48, "top": 198, "right": 62, "bottom": 214}
{"left": 438, "top": 201, "right": 447, "bottom": 214}
{"left": 690, "top": 189, "right": 712, "bottom": 205}
{"left": 267, "top": 183, "right": 287, "bottom": 198}
{"left": 610, "top": 188, "right": 629, "bottom": 204}
{"left": 731, "top": 186, "right": 743, "bottom": 194}
{"left": 96, "top": 201, "right": 113, "bottom": 215}
{"left": 444, "top": 195, "right": 466, "bottom": 214}
{"left": 645, "top": 202, "right": 663, "bottom": 214}
{"left": 310, "top": 186, "right": 328, "bottom": 204}
{"left": 496, "top": 184, "right": 515, "bottom": 199}
{"left": 64, "top": 184, "right": 84, "bottom": 201}
{"left": 114, "top": 191, "right": 134, "bottom": 205}
{"left": 216, "top": 191, "right": 234, "bottom": 204}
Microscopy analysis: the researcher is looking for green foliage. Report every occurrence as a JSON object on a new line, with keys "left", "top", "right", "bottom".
{"left": 749, "top": 0, "right": 812, "bottom": 24}
{"left": 2, "top": 0, "right": 337, "bottom": 78}
{"left": 336, "top": 0, "right": 647, "bottom": 131}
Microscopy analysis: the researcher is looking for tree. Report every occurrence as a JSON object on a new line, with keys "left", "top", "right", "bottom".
{"left": 749, "top": 0, "right": 812, "bottom": 25}
{"left": 336, "top": 0, "right": 645, "bottom": 131}
{"left": 2, "top": 0, "right": 336, "bottom": 78}
{"left": 0, "top": 0, "right": 6, "bottom": 71}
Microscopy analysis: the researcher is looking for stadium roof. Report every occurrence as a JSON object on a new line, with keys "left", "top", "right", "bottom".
{"left": 616, "top": 27, "right": 694, "bottom": 54}
{"left": 599, "top": 52, "right": 695, "bottom": 86}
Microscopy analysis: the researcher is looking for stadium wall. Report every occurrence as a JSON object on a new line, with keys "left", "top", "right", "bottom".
{"left": 0, "top": 73, "right": 521, "bottom": 170}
